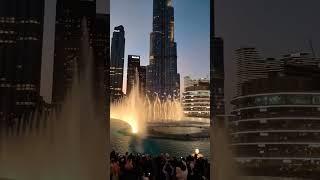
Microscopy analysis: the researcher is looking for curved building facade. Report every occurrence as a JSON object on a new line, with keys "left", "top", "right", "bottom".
{"left": 183, "top": 89, "right": 210, "bottom": 118}
{"left": 182, "top": 78, "right": 210, "bottom": 118}
{"left": 230, "top": 65, "right": 320, "bottom": 178}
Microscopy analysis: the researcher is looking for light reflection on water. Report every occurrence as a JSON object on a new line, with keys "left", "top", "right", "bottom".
{"left": 111, "top": 120, "right": 210, "bottom": 159}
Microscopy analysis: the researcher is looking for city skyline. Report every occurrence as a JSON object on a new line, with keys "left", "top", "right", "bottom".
{"left": 111, "top": 0, "right": 210, "bottom": 94}
{"left": 2, "top": 0, "right": 320, "bottom": 178}
{"left": 215, "top": 0, "right": 320, "bottom": 112}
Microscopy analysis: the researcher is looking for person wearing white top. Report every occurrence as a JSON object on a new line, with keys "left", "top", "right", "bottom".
{"left": 176, "top": 160, "right": 188, "bottom": 180}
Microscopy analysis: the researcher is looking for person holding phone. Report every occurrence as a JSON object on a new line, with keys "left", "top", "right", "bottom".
{"left": 162, "top": 159, "right": 174, "bottom": 180}
{"left": 176, "top": 160, "right": 188, "bottom": 180}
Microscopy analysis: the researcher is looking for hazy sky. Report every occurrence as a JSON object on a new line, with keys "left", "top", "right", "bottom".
{"left": 215, "top": 0, "right": 320, "bottom": 112}
{"left": 111, "top": 0, "right": 210, "bottom": 93}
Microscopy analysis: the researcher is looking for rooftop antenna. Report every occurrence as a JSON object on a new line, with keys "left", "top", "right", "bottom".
{"left": 308, "top": 39, "right": 316, "bottom": 58}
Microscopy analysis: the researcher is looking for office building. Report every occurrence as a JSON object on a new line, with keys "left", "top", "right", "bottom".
{"left": 110, "top": 25, "right": 125, "bottom": 101}
{"left": 138, "top": 66, "right": 147, "bottom": 96}
{"left": 231, "top": 54, "right": 320, "bottom": 178}
{"left": 182, "top": 78, "right": 210, "bottom": 118}
{"left": 212, "top": 37, "right": 225, "bottom": 116}
{"left": 52, "top": 0, "right": 96, "bottom": 104}
{"left": 52, "top": 0, "right": 109, "bottom": 105}
{"left": 0, "top": 0, "right": 45, "bottom": 124}
{"left": 235, "top": 47, "right": 264, "bottom": 96}
{"left": 126, "top": 55, "right": 140, "bottom": 95}
{"left": 93, "top": 13, "right": 109, "bottom": 110}
{"left": 210, "top": 0, "right": 215, "bottom": 125}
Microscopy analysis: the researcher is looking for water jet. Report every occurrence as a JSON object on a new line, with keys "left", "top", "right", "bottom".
{"left": 110, "top": 70, "right": 184, "bottom": 135}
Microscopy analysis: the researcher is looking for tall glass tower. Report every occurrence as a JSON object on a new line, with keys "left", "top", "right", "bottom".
{"left": 147, "top": 0, "right": 180, "bottom": 100}
{"left": 110, "top": 25, "right": 125, "bottom": 101}
{"left": 212, "top": 37, "right": 225, "bottom": 116}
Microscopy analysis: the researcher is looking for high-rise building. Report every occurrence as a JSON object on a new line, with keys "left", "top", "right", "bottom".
{"left": 104, "top": 18, "right": 110, "bottom": 104}
{"left": 147, "top": 0, "right": 180, "bottom": 100}
{"left": 126, "top": 55, "right": 140, "bottom": 95}
{"left": 210, "top": 0, "right": 215, "bottom": 126}
{"left": 213, "top": 38, "right": 224, "bottom": 74}
{"left": 0, "top": 0, "right": 45, "bottom": 123}
{"left": 110, "top": 25, "right": 125, "bottom": 101}
{"left": 176, "top": 73, "right": 180, "bottom": 98}
{"left": 52, "top": 0, "right": 108, "bottom": 105}
{"left": 138, "top": 66, "right": 147, "bottom": 96}
{"left": 182, "top": 78, "right": 210, "bottom": 118}
{"left": 52, "top": 0, "right": 96, "bottom": 104}
{"left": 235, "top": 47, "right": 263, "bottom": 96}
{"left": 212, "top": 37, "right": 225, "bottom": 116}
{"left": 93, "top": 13, "right": 109, "bottom": 111}
{"left": 235, "top": 49, "right": 319, "bottom": 96}
{"left": 231, "top": 54, "right": 320, "bottom": 178}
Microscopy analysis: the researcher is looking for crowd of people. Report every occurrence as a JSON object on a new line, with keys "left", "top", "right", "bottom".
{"left": 110, "top": 150, "right": 210, "bottom": 180}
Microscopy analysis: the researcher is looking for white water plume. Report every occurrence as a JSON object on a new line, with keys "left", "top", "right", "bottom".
{"left": 110, "top": 69, "right": 184, "bottom": 135}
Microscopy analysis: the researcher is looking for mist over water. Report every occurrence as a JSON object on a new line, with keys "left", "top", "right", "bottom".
{"left": 0, "top": 18, "right": 107, "bottom": 180}
{"left": 212, "top": 119, "right": 238, "bottom": 180}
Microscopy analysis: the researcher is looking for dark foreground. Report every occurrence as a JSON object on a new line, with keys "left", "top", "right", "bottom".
{"left": 110, "top": 151, "right": 210, "bottom": 180}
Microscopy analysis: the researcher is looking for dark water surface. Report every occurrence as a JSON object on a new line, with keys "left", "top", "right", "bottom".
{"left": 111, "top": 119, "right": 210, "bottom": 159}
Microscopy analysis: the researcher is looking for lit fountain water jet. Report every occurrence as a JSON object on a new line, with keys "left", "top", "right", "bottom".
{"left": 110, "top": 71, "right": 184, "bottom": 135}
{"left": 0, "top": 18, "right": 107, "bottom": 180}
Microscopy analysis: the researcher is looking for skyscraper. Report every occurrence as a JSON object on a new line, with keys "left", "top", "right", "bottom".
{"left": 110, "top": 25, "right": 125, "bottom": 101}
{"left": 0, "top": 0, "right": 45, "bottom": 123}
{"left": 104, "top": 18, "right": 110, "bottom": 106}
{"left": 52, "top": 0, "right": 96, "bottom": 104}
{"left": 147, "top": 0, "right": 180, "bottom": 100}
{"left": 138, "top": 66, "right": 147, "bottom": 96}
{"left": 235, "top": 47, "right": 264, "bottom": 96}
{"left": 126, "top": 55, "right": 140, "bottom": 95}
{"left": 93, "top": 13, "right": 109, "bottom": 112}
{"left": 210, "top": 0, "right": 215, "bottom": 126}
{"left": 212, "top": 37, "right": 225, "bottom": 116}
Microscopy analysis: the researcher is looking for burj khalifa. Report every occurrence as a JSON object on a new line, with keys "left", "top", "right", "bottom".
{"left": 146, "top": 0, "right": 180, "bottom": 100}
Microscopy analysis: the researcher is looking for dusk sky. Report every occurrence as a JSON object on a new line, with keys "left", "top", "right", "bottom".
{"left": 111, "top": 0, "right": 210, "bottom": 93}
{"left": 40, "top": 0, "right": 320, "bottom": 106}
